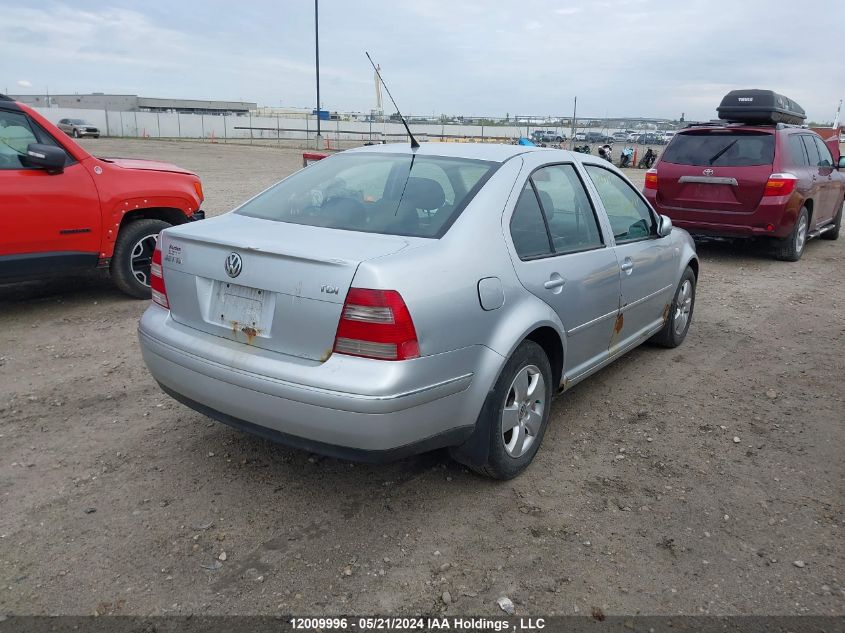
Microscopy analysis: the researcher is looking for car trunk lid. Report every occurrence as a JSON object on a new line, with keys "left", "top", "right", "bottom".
{"left": 656, "top": 129, "right": 774, "bottom": 213}
{"left": 159, "top": 214, "right": 416, "bottom": 361}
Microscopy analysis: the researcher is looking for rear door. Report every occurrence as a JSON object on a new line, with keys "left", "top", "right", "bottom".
{"left": 656, "top": 130, "right": 774, "bottom": 217}
{"left": 798, "top": 134, "right": 827, "bottom": 224}
{"left": 583, "top": 164, "right": 676, "bottom": 351}
{"left": 810, "top": 135, "right": 839, "bottom": 224}
{"left": 507, "top": 164, "right": 621, "bottom": 380}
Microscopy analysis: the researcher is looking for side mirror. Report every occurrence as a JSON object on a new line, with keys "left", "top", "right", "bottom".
{"left": 837, "top": 156, "right": 845, "bottom": 169}
{"left": 23, "top": 143, "right": 66, "bottom": 174}
{"left": 657, "top": 214, "right": 673, "bottom": 237}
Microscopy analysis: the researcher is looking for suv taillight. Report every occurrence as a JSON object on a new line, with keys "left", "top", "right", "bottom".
{"left": 644, "top": 169, "right": 658, "bottom": 190}
{"left": 150, "top": 241, "right": 169, "bottom": 309}
{"left": 763, "top": 173, "right": 798, "bottom": 197}
{"left": 333, "top": 288, "right": 420, "bottom": 361}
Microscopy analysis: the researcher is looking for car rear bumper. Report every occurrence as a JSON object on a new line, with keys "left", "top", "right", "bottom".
{"left": 138, "top": 306, "right": 502, "bottom": 459}
{"left": 646, "top": 195, "right": 796, "bottom": 238}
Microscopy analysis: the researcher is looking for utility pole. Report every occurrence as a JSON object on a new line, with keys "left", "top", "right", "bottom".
{"left": 314, "top": 0, "right": 323, "bottom": 149}
{"left": 570, "top": 96, "right": 577, "bottom": 149}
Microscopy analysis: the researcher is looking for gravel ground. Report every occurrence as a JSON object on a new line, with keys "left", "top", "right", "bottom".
{"left": 0, "top": 139, "right": 843, "bottom": 617}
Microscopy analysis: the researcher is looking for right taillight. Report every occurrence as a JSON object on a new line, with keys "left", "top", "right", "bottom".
{"left": 644, "top": 169, "right": 658, "bottom": 190}
{"left": 150, "top": 240, "right": 169, "bottom": 309}
{"left": 333, "top": 288, "right": 420, "bottom": 361}
{"left": 763, "top": 173, "right": 798, "bottom": 197}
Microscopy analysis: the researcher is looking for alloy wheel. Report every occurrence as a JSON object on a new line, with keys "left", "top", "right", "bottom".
{"left": 130, "top": 234, "right": 159, "bottom": 287}
{"left": 501, "top": 365, "right": 546, "bottom": 458}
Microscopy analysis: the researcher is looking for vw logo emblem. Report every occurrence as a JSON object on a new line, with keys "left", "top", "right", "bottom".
{"left": 224, "top": 252, "right": 242, "bottom": 278}
{"left": 702, "top": 168, "right": 714, "bottom": 176}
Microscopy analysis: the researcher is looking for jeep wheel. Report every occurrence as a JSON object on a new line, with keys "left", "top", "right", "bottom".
{"left": 820, "top": 199, "right": 842, "bottom": 240}
{"left": 111, "top": 219, "right": 171, "bottom": 298}
{"left": 453, "top": 340, "right": 553, "bottom": 480}
{"left": 776, "top": 206, "right": 809, "bottom": 261}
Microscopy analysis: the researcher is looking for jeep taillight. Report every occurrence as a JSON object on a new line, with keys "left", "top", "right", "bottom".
{"left": 150, "top": 241, "right": 169, "bottom": 309}
{"left": 645, "top": 169, "right": 658, "bottom": 190}
{"left": 333, "top": 288, "right": 420, "bottom": 361}
{"left": 763, "top": 173, "right": 797, "bottom": 197}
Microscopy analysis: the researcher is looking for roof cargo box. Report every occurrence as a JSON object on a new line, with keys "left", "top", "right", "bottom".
{"left": 717, "top": 89, "right": 806, "bottom": 125}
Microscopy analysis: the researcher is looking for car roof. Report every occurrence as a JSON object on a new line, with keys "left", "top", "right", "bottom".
{"left": 344, "top": 141, "right": 614, "bottom": 168}
{"left": 346, "top": 141, "right": 546, "bottom": 163}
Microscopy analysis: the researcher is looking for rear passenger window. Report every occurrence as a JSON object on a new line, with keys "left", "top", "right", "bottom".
{"left": 801, "top": 136, "right": 821, "bottom": 167}
{"left": 786, "top": 135, "right": 808, "bottom": 167}
{"left": 531, "top": 164, "right": 604, "bottom": 254}
{"left": 584, "top": 165, "right": 655, "bottom": 242}
{"left": 812, "top": 137, "right": 834, "bottom": 167}
{"left": 510, "top": 181, "right": 552, "bottom": 259}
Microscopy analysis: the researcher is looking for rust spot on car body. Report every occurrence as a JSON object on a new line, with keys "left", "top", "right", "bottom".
{"left": 608, "top": 313, "right": 624, "bottom": 352}
{"left": 662, "top": 303, "right": 671, "bottom": 324}
{"left": 613, "top": 313, "right": 624, "bottom": 334}
{"left": 240, "top": 326, "right": 259, "bottom": 344}
{"left": 319, "top": 348, "right": 334, "bottom": 362}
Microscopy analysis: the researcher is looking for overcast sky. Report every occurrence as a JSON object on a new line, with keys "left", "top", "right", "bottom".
{"left": 2, "top": 0, "right": 843, "bottom": 121}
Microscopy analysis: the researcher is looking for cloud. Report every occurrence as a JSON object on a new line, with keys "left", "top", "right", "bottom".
{"left": 17, "top": 80, "right": 32, "bottom": 88}
{"left": 0, "top": 0, "right": 841, "bottom": 120}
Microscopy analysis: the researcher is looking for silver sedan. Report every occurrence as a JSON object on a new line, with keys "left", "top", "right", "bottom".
{"left": 138, "top": 143, "right": 698, "bottom": 479}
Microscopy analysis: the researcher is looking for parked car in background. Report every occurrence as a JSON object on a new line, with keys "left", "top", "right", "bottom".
{"left": 531, "top": 130, "right": 566, "bottom": 144}
{"left": 612, "top": 132, "right": 628, "bottom": 143}
{"left": 0, "top": 94, "right": 205, "bottom": 297}
{"left": 57, "top": 118, "right": 100, "bottom": 138}
{"left": 645, "top": 118, "right": 845, "bottom": 261}
{"left": 627, "top": 132, "right": 640, "bottom": 142}
{"left": 574, "top": 132, "right": 587, "bottom": 141}
{"left": 585, "top": 131, "right": 612, "bottom": 143}
{"left": 139, "top": 142, "right": 698, "bottom": 479}
{"left": 637, "top": 133, "right": 663, "bottom": 145}
{"left": 662, "top": 131, "right": 676, "bottom": 144}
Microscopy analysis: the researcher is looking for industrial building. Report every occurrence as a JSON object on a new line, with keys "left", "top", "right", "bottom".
{"left": 8, "top": 93, "right": 256, "bottom": 115}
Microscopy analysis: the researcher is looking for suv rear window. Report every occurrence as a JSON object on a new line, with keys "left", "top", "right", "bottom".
{"left": 236, "top": 153, "right": 497, "bottom": 238}
{"left": 662, "top": 131, "right": 774, "bottom": 167}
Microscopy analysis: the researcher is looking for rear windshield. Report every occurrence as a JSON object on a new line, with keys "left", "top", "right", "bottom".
{"left": 662, "top": 131, "right": 774, "bottom": 166}
{"left": 236, "top": 153, "right": 498, "bottom": 238}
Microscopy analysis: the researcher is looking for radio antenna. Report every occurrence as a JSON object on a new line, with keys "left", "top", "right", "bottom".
{"left": 366, "top": 52, "right": 419, "bottom": 149}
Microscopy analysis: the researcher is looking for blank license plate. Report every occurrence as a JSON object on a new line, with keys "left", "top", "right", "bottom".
{"left": 215, "top": 282, "right": 265, "bottom": 330}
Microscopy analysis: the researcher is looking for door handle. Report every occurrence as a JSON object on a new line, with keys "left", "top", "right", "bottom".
{"left": 620, "top": 259, "right": 634, "bottom": 273}
{"left": 544, "top": 277, "right": 566, "bottom": 290}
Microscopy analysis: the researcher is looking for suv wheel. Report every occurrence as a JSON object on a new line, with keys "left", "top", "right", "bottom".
{"left": 776, "top": 207, "right": 809, "bottom": 261}
{"left": 820, "top": 198, "right": 842, "bottom": 241}
{"left": 454, "top": 340, "right": 553, "bottom": 480}
{"left": 72, "top": 129, "right": 80, "bottom": 138}
{"left": 110, "top": 219, "right": 171, "bottom": 298}
{"left": 650, "top": 266, "right": 696, "bottom": 348}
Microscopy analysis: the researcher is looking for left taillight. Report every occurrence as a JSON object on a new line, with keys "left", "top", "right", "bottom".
{"left": 763, "top": 173, "right": 797, "bottom": 197}
{"left": 150, "top": 240, "right": 169, "bottom": 309}
{"left": 644, "top": 169, "right": 658, "bottom": 190}
{"left": 333, "top": 288, "right": 420, "bottom": 361}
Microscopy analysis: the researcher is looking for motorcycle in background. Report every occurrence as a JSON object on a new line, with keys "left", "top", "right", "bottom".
{"left": 638, "top": 148, "right": 657, "bottom": 169}
{"left": 618, "top": 147, "right": 634, "bottom": 168}
{"left": 597, "top": 144, "right": 613, "bottom": 163}
{"left": 573, "top": 144, "right": 591, "bottom": 154}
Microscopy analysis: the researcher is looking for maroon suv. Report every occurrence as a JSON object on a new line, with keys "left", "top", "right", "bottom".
{"left": 644, "top": 94, "right": 845, "bottom": 261}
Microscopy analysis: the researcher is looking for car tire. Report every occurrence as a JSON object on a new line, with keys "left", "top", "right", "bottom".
{"left": 776, "top": 206, "right": 809, "bottom": 261}
{"left": 72, "top": 129, "right": 80, "bottom": 138}
{"left": 454, "top": 340, "right": 553, "bottom": 480}
{"left": 650, "top": 266, "right": 696, "bottom": 348}
{"left": 820, "top": 198, "right": 842, "bottom": 240}
{"left": 110, "top": 219, "right": 171, "bottom": 299}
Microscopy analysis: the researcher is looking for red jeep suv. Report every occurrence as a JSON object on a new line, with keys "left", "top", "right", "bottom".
{"left": 0, "top": 94, "right": 204, "bottom": 297}
{"left": 644, "top": 90, "right": 845, "bottom": 261}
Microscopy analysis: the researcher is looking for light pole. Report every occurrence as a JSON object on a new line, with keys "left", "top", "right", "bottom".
{"left": 314, "top": 0, "right": 323, "bottom": 149}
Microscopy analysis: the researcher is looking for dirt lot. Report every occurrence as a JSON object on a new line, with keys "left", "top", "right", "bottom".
{"left": 1, "top": 139, "right": 843, "bottom": 617}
